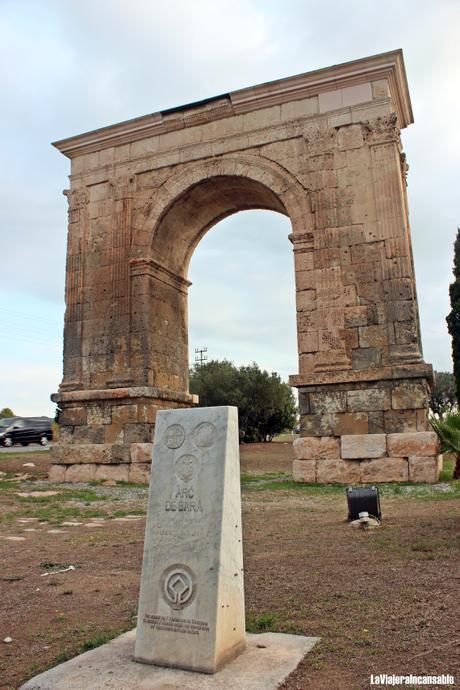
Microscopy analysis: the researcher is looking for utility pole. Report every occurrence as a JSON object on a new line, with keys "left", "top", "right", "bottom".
{"left": 194, "top": 346, "right": 208, "bottom": 366}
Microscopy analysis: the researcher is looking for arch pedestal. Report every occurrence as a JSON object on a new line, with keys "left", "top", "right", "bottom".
{"left": 51, "top": 51, "right": 440, "bottom": 484}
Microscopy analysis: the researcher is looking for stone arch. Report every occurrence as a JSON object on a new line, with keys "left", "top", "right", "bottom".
{"left": 133, "top": 154, "right": 313, "bottom": 274}
{"left": 51, "top": 51, "right": 438, "bottom": 486}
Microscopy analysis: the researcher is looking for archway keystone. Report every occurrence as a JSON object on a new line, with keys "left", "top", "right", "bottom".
{"left": 50, "top": 50, "right": 439, "bottom": 484}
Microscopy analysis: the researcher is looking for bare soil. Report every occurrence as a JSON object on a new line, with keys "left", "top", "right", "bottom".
{"left": 0, "top": 443, "right": 459, "bottom": 690}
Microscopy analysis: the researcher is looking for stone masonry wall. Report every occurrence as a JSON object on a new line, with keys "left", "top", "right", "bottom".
{"left": 293, "top": 378, "right": 440, "bottom": 483}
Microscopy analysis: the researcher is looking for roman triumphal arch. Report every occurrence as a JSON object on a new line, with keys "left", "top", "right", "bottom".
{"left": 50, "top": 50, "right": 440, "bottom": 484}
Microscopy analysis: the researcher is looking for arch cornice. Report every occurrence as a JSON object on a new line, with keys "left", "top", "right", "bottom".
{"left": 133, "top": 154, "right": 313, "bottom": 253}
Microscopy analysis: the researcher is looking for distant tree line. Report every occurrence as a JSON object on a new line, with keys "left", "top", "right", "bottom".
{"left": 189, "top": 360, "right": 297, "bottom": 442}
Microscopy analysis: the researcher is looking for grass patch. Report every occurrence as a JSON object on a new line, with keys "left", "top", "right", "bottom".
{"left": 246, "top": 611, "right": 279, "bottom": 633}
{"left": 242, "top": 478, "right": 345, "bottom": 494}
{"left": 0, "top": 478, "right": 20, "bottom": 490}
{"left": 0, "top": 450, "right": 49, "bottom": 459}
{"left": 15, "top": 488, "right": 107, "bottom": 504}
{"left": 240, "top": 473, "right": 460, "bottom": 500}
{"left": 240, "top": 471, "right": 290, "bottom": 484}
{"left": 79, "top": 631, "right": 119, "bottom": 652}
{"left": 1, "top": 504, "right": 108, "bottom": 525}
{"left": 53, "top": 650, "right": 71, "bottom": 664}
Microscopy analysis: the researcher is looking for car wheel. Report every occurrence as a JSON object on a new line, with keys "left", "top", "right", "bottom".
{"left": 40, "top": 436, "right": 49, "bottom": 447}
{"left": 21, "top": 442, "right": 29, "bottom": 446}
{"left": 4, "top": 437, "right": 13, "bottom": 448}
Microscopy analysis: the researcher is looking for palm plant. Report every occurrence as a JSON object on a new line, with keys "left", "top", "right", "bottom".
{"left": 430, "top": 412, "right": 460, "bottom": 479}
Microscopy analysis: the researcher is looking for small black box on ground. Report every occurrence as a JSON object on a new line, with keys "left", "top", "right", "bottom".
{"left": 346, "top": 486, "right": 381, "bottom": 521}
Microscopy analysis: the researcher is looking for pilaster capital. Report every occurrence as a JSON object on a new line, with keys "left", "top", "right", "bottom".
{"left": 63, "top": 188, "right": 88, "bottom": 211}
{"left": 110, "top": 173, "right": 136, "bottom": 201}
{"left": 363, "top": 113, "right": 400, "bottom": 146}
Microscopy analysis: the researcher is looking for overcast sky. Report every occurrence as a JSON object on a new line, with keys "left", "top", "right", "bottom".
{"left": 0, "top": 0, "right": 458, "bottom": 416}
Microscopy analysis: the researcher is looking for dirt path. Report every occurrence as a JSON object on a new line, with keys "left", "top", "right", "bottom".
{"left": 0, "top": 445, "right": 459, "bottom": 690}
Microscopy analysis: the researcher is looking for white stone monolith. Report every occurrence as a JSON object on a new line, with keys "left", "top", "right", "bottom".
{"left": 134, "top": 406, "right": 245, "bottom": 673}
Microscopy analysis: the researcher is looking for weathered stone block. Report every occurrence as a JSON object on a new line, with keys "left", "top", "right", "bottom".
{"left": 344, "top": 329, "right": 359, "bottom": 351}
{"left": 104, "top": 424, "right": 124, "bottom": 444}
{"left": 352, "top": 347, "right": 382, "bottom": 370}
{"left": 384, "top": 410, "right": 417, "bottom": 433}
{"left": 73, "top": 425, "right": 105, "bottom": 444}
{"left": 300, "top": 414, "right": 334, "bottom": 437}
{"left": 65, "top": 463, "right": 97, "bottom": 483}
{"left": 111, "top": 444, "right": 131, "bottom": 463}
{"left": 294, "top": 436, "right": 340, "bottom": 460}
{"left": 138, "top": 404, "right": 159, "bottom": 423}
{"left": 298, "top": 392, "right": 310, "bottom": 415}
{"left": 341, "top": 433, "right": 386, "bottom": 459}
{"left": 309, "top": 391, "right": 347, "bottom": 414}
{"left": 344, "top": 306, "right": 368, "bottom": 328}
{"left": 361, "top": 457, "right": 408, "bottom": 482}
{"left": 87, "top": 404, "right": 111, "bottom": 425}
{"left": 316, "top": 457, "right": 361, "bottom": 484}
{"left": 408, "top": 455, "right": 442, "bottom": 483}
{"left": 130, "top": 442, "right": 153, "bottom": 463}
{"left": 95, "top": 464, "right": 130, "bottom": 482}
{"left": 128, "top": 463, "right": 151, "bottom": 484}
{"left": 319, "top": 437, "right": 341, "bottom": 459}
{"left": 347, "top": 388, "right": 390, "bottom": 411}
{"left": 358, "top": 325, "right": 387, "bottom": 349}
{"left": 124, "top": 423, "right": 153, "bottom": 444}
{"left": 298, "top": 331, "right": 319, "bottom": 353}
{"left": 60, "top": 406, "right": 87, "bottom": 426}
{"left": 333, "top": 412, "right": 368, "bottom": 435}
{"left": 53, "top": 443, "right": 113, "bottom": 464}
{"left": 293, "top": 436, "right": 320, "bottom": 460}
{"left": 292, "top": 459, "right": 316, "bottom": 483}
{"left": 48, "top": 465, "right": 66, "bottom": 483}
{"left": 391, "top": 382, "right": 428, "bottom": 410}
{"left": 368, "top": 411, "right": 385, "bottom": 433}
{"left": 387, "top": 432, "right": 439, "bottom": 458}
{"left": 112, "top": 404, "right": 138, "bottom": 424}
{"left": 297, "top": 289, "right": 316, "bottom": 311}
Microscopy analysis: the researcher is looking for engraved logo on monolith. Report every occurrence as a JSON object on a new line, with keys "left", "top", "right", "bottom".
{"left": 161, "top": 564, "right": 196, "bottom": 610}
{"left": 164, "top": 424, "right": 185, "bottom": 449}
{"left": 174, "top": 454, "right": 197, "bottom": 482}
{"left": 192, "top": 422, "right": 216, "bottom": 448}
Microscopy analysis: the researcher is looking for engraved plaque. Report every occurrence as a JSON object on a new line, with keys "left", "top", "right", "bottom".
{"left": 174, "top": 454, "right": 198, "bottom": 482}
{"left": 161, "top": 564, "right": 196, "bottom": 610}
{"left": 192, "top": 421, "right": 216, "bottom": 448}
{"left": 164, "top": 424, "right": 185, "bottom": 449}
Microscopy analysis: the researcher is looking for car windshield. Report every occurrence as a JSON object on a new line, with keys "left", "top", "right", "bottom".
{"left": 0, "top": 418, "right": 14, "bottom": 428}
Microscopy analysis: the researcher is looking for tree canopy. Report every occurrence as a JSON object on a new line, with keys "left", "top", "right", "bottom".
{"left": 429, "top": 372, "right": 456, "bottom": 418}
{"left": 0, "top": 408, "right": 14, "bottom": 419}
{"left": 189, "top": 360, "right": 297, "bottom": 442}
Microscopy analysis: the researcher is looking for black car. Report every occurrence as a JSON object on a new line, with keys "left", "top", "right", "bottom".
{"left": 0, "top": 417, "right": 53, "bottom": 447}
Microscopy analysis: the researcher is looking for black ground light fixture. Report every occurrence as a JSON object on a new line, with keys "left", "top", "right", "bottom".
{"left": 346, "top": 486, "right": 381, "bottom": 523}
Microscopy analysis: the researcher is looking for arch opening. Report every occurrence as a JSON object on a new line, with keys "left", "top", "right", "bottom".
{"left": 188, "top": 208, "right": 297, "bottom": 385}
{"left": 150, "top": 175, "right": 289, "bottom": 278}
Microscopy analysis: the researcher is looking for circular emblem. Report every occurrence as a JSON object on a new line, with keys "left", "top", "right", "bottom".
{"left": 174, "top": 454, "right": 197, "bottom": 482}
{"left": 161, "top": 564, "right": 196, "bottom": 610}
{"left": 192, "top": 422, "right": 216, "bottom": 448}
{"left": 164, "top": 424, "right": 185, "bottom": 449}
